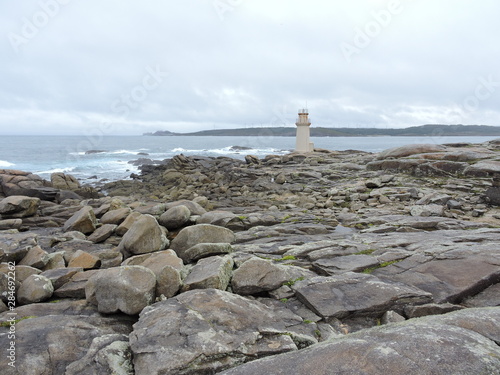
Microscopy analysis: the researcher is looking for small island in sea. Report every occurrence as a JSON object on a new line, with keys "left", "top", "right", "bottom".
{"left": 144, "top": 124, "right": 500, "bottom": 137}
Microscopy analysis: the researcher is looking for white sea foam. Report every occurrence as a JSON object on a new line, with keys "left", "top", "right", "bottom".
{"left": 69, "top": 149, "right": 145, "bottom": 156}
{"left": 0, "top": 160, "right": 15, "bottom": 167}
{"left": 36, "top": 167, "right": 76, "bottom": 175}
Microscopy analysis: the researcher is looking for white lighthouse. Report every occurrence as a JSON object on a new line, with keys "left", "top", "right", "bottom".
{"left": 295, "top": 108, "right": 314, "bottom": 153}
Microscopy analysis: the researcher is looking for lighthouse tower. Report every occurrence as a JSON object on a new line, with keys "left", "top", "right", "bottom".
{"left": 295, "top": 108, "right": 314, "bottom": 153}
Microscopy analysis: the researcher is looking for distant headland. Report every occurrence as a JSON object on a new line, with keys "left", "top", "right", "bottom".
{"left": 144, "top": 124, "right": 500, "bottom": 137}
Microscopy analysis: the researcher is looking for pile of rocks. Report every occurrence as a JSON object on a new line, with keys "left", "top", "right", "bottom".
{"left": 0, "top": 141, "right": 499, "bottom": 374}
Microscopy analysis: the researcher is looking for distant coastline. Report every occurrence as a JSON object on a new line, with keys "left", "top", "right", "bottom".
{"left": 144, "top": 124, "right": 500, "bottom": 138}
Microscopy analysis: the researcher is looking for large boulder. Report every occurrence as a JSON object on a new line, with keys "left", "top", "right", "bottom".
{"left": 0, "top": 195, "right": 40, "bottom": 218}
{"left": 158, "top": 204, "right": 191, "bottom": 230}
{"left": 0, "top": 170, "right": 55, "bottom": 199}
{"left": 183, "top": 242, "right": 233, "bottom": 262}
{"left": 87, "top": 223, "right": 117, "bottom": 244}
{"left": 0, "top": 219, "right": 22, "bottom": 230}
{"left": 51, "top": 172, "right": 80, "bottom": 190}
{"left": 376, "top": 144, "right": 447, "bottom": 160}
{"left": 182, "top": 255, "right": 234, "bottom": 292}
{"left": 115, "top": 211, "right": 142, "bottom": 236}
{"left": 54, "top": 270, "right": 99, "bottom": 299}
{"left": 18, "top": 245, "right": 50, "bottom": 269}
{"left": 231, "top": 257, "right": 311, "bottom": 295}
{"left": 170, "top": 224, "right": 236, "bottom": 261}
{"left": 101, "top": 207, "right": 132, "bottom": 225}
{"left": 124, "top": 250, "right": 184, "bottom": 298}
{"left": 129, "top": 289, "right": 318, "bottom": 375}
{"left": 63, "top": 206, "right": 98, "bottom": 234}
{"left": 17, "top": 274, "right": 54, "bottom": 304}
{"left": 197, "top": 211, "right": 239, "bottom": 227}
{"left": 165, "top": 199, "right": 207, "bottom": 215}
{"left": 117, "top": 214, "right": 168, "bottom": 256}
{"left": 85, "top": 266, "right": 157, "bottom": 315}
{"left": 464, "top": 160, "right": 500, "bottom": 177}
{"left": 220, "top": 307, "right": 500, "bottom": 375}
{"left": 68, "top": 250, "right": 102, "bottom": 270}
{"left": 0, "top": 232, "right": 38, "bottom": 263}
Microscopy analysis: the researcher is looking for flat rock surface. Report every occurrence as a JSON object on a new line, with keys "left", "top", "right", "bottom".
{"left": 0, "top": 309, "right": 134, "bottom": 375}
{"left": 220, "top": 307, "right": 500, "bottom": 375}
{"left": 130, "top": 288, "right": 318, "bottom": 374}
{"left": 293, "top": 273, "right": 433, "bottom": 319}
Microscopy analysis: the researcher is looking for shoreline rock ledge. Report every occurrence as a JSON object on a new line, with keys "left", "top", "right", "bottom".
{"left": 1, "top": 141, "right": 500, "bottom": 374}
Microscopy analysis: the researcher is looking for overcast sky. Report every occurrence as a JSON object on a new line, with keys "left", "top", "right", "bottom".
{"left": 1, "top": 0, "right": 499, "bottom": 135}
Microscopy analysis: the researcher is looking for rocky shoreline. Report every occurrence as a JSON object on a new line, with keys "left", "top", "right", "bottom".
{"left": 1, "top": 140, "right": 500, "bottom": 374}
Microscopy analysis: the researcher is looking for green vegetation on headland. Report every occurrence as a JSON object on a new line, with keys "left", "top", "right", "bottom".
{"left": 144, "top": 124, "right": 500, "bottom": 137}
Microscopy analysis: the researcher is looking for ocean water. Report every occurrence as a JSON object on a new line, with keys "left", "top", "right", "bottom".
{"left": 0, "top": 135, "right": 498, "bottom": 183}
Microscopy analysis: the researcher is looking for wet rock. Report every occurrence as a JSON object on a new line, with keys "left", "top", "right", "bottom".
{"left": 17, "top": 274, "right": 54, "bottom": 304}
{"left": 220, "top": 308, "right": 500, "bottom": 375}
{"left": 86, "top": 266, "right": 157, "bottom": 315}
{"left": 170, "top": 224, "right": 236, "bottom": 260}
{"left": 0, "top": 195, "right": 40, "bottom": 218}
{"left": 158, "top": 204, "right": 191, "bottom": 230}
{"left": 293, "top": 273, "right": 432, "bottom": 319}
{"left": 130, "top": 289, "right": 316, "bottom": 375}
{"left": 117, "top": 214, "right": 168, "bottom": 257}
{"left": 63, "top": 206, "right": 98, "bottom": 234}
{"left": 182, "top": 255, "right": 234, "bottom": 292}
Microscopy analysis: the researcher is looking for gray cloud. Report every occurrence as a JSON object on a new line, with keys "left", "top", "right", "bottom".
{"left": 1, "top": 0, "right": 499, "bottom": 135}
